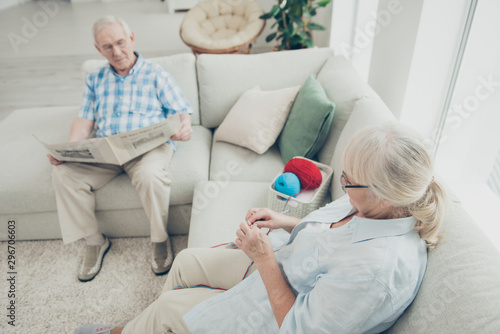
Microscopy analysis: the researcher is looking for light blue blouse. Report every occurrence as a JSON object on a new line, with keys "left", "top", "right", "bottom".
{"left": 184, "top": 195, "right": 428, "bottom": 334}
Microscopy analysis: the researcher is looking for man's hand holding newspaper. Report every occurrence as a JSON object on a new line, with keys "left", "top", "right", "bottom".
{"left": 36, "top": 114, "right": 182, "bottom": 166}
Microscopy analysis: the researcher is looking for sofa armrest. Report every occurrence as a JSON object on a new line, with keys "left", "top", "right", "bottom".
{"left": 386, "top": 193, "right": 500, "bottom": 333}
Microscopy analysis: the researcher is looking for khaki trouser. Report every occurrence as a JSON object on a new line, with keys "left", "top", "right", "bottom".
{"left": 52, "top": 143, "right": 174, "bottom": 244}
{"left": 123, "top": 247, "right": 256, "bottom": 334}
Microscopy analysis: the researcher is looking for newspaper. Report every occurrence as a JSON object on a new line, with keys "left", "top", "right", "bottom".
{"left": 35, "top": 114, "right": 181, "bottom": 165}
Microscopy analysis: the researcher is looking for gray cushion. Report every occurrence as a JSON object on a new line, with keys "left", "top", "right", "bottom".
{"left": 0, "top": 204, "right": 193, "bottom": 241}
{"left": 0, "top": 106, "right": 77, "bottom": 215}
{"left": 210, "top": 140, "right": 284, "bottom": 183}
{"left": 197, "top": 47, "right": 335, "bottom": 128}
{"left": 387, "top": 195, "right": 500, "bottom": 333}
{"left": 95, "top": 124, "right": 212, "bottom": 210}
{"left": 188, "top": 181, "right": 270, "bottom": 248}
{"left": 0, "top": 107, "right": 211, "bottom": 215}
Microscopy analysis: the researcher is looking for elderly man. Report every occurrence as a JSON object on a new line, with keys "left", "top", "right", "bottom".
{"left": 48, "top": 16, "right": 193, "bottom": 282}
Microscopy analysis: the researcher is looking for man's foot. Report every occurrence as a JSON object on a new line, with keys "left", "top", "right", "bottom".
{"left": 74, "top": 324, "right": 115, "bottom": 334}
{"left": 151, "top": 237, "right": 173, "bottom": 275}
{"left": 78, "top": 237, "right": 111, "bottom": 282}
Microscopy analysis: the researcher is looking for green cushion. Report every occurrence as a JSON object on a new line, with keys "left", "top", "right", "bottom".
{"left": 278, "top": 74, "right": 335, "bottom": 163}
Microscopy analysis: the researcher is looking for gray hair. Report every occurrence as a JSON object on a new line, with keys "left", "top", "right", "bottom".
{"left": 342, "top": 122, "right": 447, "bottom": 248}
{"left": 92, "top": 15, "right": 132, "bottom": 45}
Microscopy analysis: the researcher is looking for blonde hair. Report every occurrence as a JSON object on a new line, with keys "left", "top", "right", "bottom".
{"left": 92, "top": 15, "right": 132, "bottom": 45}
{"left": 342, "top": 122, "right": 447, "bottom": 248}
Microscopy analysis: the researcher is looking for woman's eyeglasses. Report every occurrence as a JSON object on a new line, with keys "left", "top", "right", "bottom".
{"left": 341, "top": 171, "right": 369, "bottom": 193}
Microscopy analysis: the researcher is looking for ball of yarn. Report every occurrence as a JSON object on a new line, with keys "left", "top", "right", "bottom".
{"left": 284, "top": 158, "right": 322, "bottom": 190}
{"left": 274, "top": 173, "right": 301, "bottom": 197}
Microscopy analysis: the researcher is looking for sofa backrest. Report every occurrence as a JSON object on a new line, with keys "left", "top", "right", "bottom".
{"left": 194, "top": 48, "right": 398, "bottom": 199}
{"left": 196, "top": 47, "right": 335, "bottom": 129}
{"left": 80, "top": 53, "right": 200, "bottom": 125}
{"left": 327, "top": 96, "right": 397, "bottom": 200}
{"left": 315, "top": 55, "right": 382, "bottom": 165}
{"left": 312, "top": 55, "right": 395, "bottom": 199}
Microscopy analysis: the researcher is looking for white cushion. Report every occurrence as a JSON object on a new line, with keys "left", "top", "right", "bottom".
{"left": 330, "top": 97, "right": 396, "bottom": 200}
{"left": 94, "top": 125, "right": 212, "bottom": 209}
{"left": 197, "top": 47, "right": 335, "bottom": 128}
{"left": 188, "top": 181, "right": 270, "bottom": 248}
{"left": 214, "top": 85, "right": 300, "bottom": 154}
{"left": 210, "top": 140, "right": 284, "bottom": 182}
{"left": 0, "top": 107, "right": 212, "bottom": 215}
{"left": 181, "top": 0, "right": 265, "bottom": 51}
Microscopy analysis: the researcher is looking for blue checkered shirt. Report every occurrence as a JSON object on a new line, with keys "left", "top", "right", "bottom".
{"left": 78, "top": 53, "right": 192, "bottom": 148}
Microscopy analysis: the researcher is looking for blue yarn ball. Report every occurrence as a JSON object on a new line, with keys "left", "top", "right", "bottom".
{"left": 274, "top": 172, "right": 301, "bottom": 197}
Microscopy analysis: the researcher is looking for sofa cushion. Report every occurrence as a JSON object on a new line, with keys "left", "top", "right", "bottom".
{"left": 278, "top": 74, "right": 335, "bottom": 163}
{"left": 330, "top": 97, "right": 396, "bottom": 201}
{"left": 81, "top": 53, "right": 201, "bottom": 125}
{"left": 386, "top": 196, "right": 500, "bottom": 334}
{"left": 189, "top": 181, "right": 270, "bottom": 248}
{"left": 214, "top": 85, "right": 300, "bottom": 154}
{"left": 0, "top": 106, "right": 77, "bottom": 215}
{"left": 0, "top": 107, "right": 211, "bottom": 216}
{"left": 210, "top": 140, "right": 284, "bottom": 183}
{"left": 94, "top": 124, "right": 212, "bottom": 210}
{"left": 197, "top": 47, "right": 335, "bottom": 128}
{"left": 316, "top": 55, "right": 381, "bottom": 165}
{"left": 0, "top": 204, "right": 193, "bottom": 241}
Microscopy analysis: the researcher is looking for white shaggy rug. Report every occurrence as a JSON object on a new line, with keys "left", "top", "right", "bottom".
{"left": 0, "top": 236, "right": 188, "bottom": 334}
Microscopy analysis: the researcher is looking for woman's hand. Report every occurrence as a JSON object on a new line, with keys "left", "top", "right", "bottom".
{"left": 236, "top": 221, "right": 297, "bottom": 328}
{"left": 245, "top": 208, "right": 301, "bottom": 233}
{"left": 235, "top": 221, "right": 274, "bottom": 263}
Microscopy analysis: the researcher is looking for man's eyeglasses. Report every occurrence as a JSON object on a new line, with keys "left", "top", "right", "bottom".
{"left": 341, "top": 171, "right": 369, "bottom": 193}
{"left": 99, "top": 39, "right": 128, "bottom": 54}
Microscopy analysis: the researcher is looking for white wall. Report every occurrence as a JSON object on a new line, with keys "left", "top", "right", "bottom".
{"left": 328, "top": 0, "right": 494, "bottom": 163}
{"left": 367, "top": 0, "right": 425, "bottom": 120}
{"left": 329, "top": 0, "right": 379, "bottom": 81}
{"left": 398, "top": 0, "right": 470, "bottom": 142}
{"left": 359, "top": 0, "right": 485, "bottom": 150}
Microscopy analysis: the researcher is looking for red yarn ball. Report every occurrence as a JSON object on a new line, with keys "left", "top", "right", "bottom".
{"left": 284, "top": 158, "right": 322, "bottom": 190}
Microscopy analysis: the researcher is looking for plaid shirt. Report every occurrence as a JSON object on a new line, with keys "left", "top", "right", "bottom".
{"left": 79, "top": 53, "right": 192, "bottom": 146}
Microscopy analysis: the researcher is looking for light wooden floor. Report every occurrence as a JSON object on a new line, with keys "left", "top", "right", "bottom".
{"left": 0, "top": 0, "right": 224, "bottom": 121}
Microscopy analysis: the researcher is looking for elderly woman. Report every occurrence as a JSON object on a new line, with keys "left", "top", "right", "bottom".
{"left": 76, "top": 123, "right": 447, "bottom": 334}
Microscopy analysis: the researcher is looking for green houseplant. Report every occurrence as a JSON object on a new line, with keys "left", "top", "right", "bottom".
{"left": 260, "top": 0, "right": 333, "bottom": 51}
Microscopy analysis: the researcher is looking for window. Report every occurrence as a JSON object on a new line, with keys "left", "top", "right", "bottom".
{"left": 433, "top": 0, "right": 500, "bottom": 250}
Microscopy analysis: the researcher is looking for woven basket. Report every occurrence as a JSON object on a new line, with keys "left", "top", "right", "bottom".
{"left": 267, "top": 157, "right": 333, "bottom": 218}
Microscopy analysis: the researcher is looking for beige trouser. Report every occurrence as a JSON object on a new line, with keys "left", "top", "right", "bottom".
{"left": 122, "top": 247, "right": 256, "bottom": 334}
{"left": 52, "top": 143, "right": 174, "bottom": 244}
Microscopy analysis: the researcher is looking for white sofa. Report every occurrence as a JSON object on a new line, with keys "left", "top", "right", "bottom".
{"left": 0, "top": 48, "right": 499, "bottom": 333}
